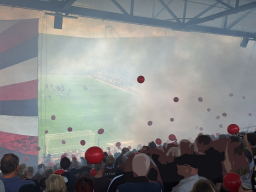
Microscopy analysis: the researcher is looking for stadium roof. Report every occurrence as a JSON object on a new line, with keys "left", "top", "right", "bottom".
{"left": 0, "top": 0, "right": 256, "bottom": 41}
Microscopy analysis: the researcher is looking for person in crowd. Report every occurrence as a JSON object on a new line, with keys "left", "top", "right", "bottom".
{"left": 92, "top": 161, "right": 111, "bottom": 192}
{"left": 19, "top": 184, "right": 40, "bottom": 192}
{"left": 103, "top": 152, "right": 108, "bottom": 163}
{"left": 107, "top": 151, "right": 135, "bottom": 192}
{"left": 60, "top": 157, "right": 77, "bottom": 192}
{"left": 18, "top": 163, "right": 27, "bottom": 179}
{"left": 172, "top": 154, "right": 207, "bottom": 192}
{"left": 74, "top": 176, "right": 93, "bottom": 192}
{"left": 178, "top": 139, "right": 194, "bottom": 155}
{"left": 40, "top": 177, "right": 47, "bottom": 192}
{"left": 79, "top": 161, "right": 92, "bottom": 176}
{"left": 104, "top": 155, "right": 118, "bottom": 179}
{"left": 139, "top": 146, "right": 150, "bottom": 153}
{"left": 26, "top": 166, "right": 34, "bottom": 179}
{"left": 44, "top": 169, "right": 53, "bottom": 178}
{"left": 1, "top": 153, "right": 35, "bottom": 192}
{"left": 46, "top": 174, "right": 67, "bottom": 192}
{"left": 148, "top": 141, "right": 157, "bottom": 149}
{"left": 114, "top": 148, "right": 129, "bottom": 167}
{"left": 191, "top": 180, "right": 219, "bottom": 192}
{"left": 116, "top": 155, "right": 125, "bottom": 175}
{"left": 194, "top": 135, "right": 225, "bottom": 190}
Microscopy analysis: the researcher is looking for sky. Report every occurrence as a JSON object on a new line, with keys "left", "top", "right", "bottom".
{"left": 1, "top": 5, "right": 256, "bottom": 144}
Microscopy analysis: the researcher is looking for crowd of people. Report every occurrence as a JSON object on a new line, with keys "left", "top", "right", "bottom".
{"left": 1, "top": 131, "right": 256, "bottom": 192}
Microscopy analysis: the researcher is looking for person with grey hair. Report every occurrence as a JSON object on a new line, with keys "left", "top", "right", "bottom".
{"left": 92, "top": 161, "right": 111, "bottom": 192}
{"left": 18, "top": 163, "right": 27, "bottom": 179}
{"left": 107, "top": 151, "right": 135, "bottom": 192}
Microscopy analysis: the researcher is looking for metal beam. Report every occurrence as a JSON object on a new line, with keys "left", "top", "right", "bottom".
{"left": 157, "top": 0, "right": 181, "bottom": 23}
{"left": 63, "top": 0, "right": 76, "bottom": 11}
{"left": 236, "top": 0, "right": 239, "bottom": 8}
{"left": 182, "top": 0, "right": 188, "bottom": 23}
{"left": 227, "top": 9, "right": 255, "bottom": 29}
{"left": 0, "top": 0, "right": 256, "bottom": 39}
{"left": 186, "top": 1, "right": 256, "bottom": 26}
{"left": 215, "top": 0, "right": 233, "bottom": 9}
{"left": 153, "top": 0, "right": 174, "bottom": 19}
{"left": 187, "top": 2, "right": 219, "bottom": 23}
{"left": 110, "top": 0, "right": 129, "bottom": 15}
{"left": 221, "top": 0, "right": 230, "bottom": 29}
{"left": 130, "top": 0, "right": 134, "bottom": 16}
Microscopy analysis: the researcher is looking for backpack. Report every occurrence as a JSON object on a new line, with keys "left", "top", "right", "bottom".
{"left": 0, "top": 180, "right": 5, "bottom": 192}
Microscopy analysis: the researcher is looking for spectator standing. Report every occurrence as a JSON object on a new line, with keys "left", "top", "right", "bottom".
{"left": 60, "top": 157, "right": 77, "bottom": 192}
{"left": 75, "top": 176, "right": 93, "bottom": 192}
{"left": 92, "top": 161, "right": 111, "bottom": 192}
{"left": 46, "top": 174, "right": 67, "bottom": 192}
{"left": 1, "top": 153, "right": 35, "bottom": 192}
{"left": 26, "top": 166, "right": 34, "bottom": 179}
{"left": 104, "top": 155, "right": 118, "bottom": 179}
{"left": 18, "top": 164, "right": 27, "bottom": 179}
{"left": 114, "top": 148, "right": 129, "bottom": 167}
{"left": 172, "top": 154, "right": 207, "bottom": 192}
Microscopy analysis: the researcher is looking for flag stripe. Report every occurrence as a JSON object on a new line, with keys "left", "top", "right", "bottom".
{"left": 0, "top": 19, "right": 38, "bottom": 54}
{"left": 0, "top": 115, "right": 38, "bottom": 136}
{"left": 0, "top": 80, "right": 38, "bottom": 101}
{"left": 0, "top": 131, "right": 38, "bottom": 156}
{"left": 0, "top": 57, "right": 38, "bottom": 87}
{"left": 0, "top": 20, "right": 18, "bottom": 34}
{"left": 0, "top": 99, "right": 38, "bottom": 116}
{"left": 0, "top": 35, "right": 38, "bottom": 71}
{"left": 0, "top": 147, "right": 38, "bottom": 166}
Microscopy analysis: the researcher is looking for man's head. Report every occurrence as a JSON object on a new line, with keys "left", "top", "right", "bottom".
{"left": 121, "top": 147, "right": 129, "bottom": 155}
{"left": 18, "top": 164, "right": 27, "bottom": 179}
{"left": 194, "top": 135, "right": 212, "bottom": 153}
{"left": 106, "top": 155, "right": 115, "bottom": 166}
{"left": 179, "top": 139, "right": 193, "bottom": 155}
{"left": 37, "top": 164, "right": 46, "bottom": 174}
{"left": 1, "top": 153, "right": 19, "bottom": 177}
{"left": 132, "top": 153, "right": 151, "bottom": 177}
{"left": 122, "top": 151, "right": 135, "bottom": 168}
{"left": 94, "top": 161, "right": 105, "bottom": 173}
{"left": 174, "top": 154, "right": 200, "bottom": 179}
{"left": 60, "top": 157, "right": 71, "bottom": 170}
{"left": 27, "top": 166, "right": 34, "bottom": 179}
{"left": 148, "top": 141, "right": 157, "bottom": 149}
{"left": 72, "top": 157, "right": 79, "bottom": 168}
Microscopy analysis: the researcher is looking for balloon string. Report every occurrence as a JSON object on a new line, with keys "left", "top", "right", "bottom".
{"left": 232, "top": 42, "right": 256, "bottom": 123}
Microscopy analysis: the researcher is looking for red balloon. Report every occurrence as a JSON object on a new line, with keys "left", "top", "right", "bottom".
{"left": 229, "top": 93, "right": 233, "bottom": 97}
{"left": 71, "top": 154, "right": 75, "bottom": 158}
{"left": 45, "top": 130, "right": 48, "bottom": 134}
{"left": 80, "top": 140, "right": 86, "bottom": 146}
{"left": 173, "top": 97, "right": 179, "bottom": 102}
{"left": 207, "top": 108, "right": 211, "bottom": 112}
{"left": 219, "top": 124, "right": 223, "bottom": 128}
{"left": 199, "top": 127, "right": 203, "bottom": 131}
{"left": 135, "top": 152, "right": 140, "bottom": 154}
{"left": 227, "top": 124, "right": 240, "bottom": 135}
{"left": 53, "top": 169, "right": 65, "bottom": 175}
{"left": 223, "top": 172, "right": 241, "bottom": 192}
{"left": 242, "top": 96, "right": 246, "bottom": 99}
{"left": 85, "top": 146, "right": 104, "bottom": 164}
{"left": 128, "top": 146, "right": 131, "bottom": 150}
{"left": 51, "top": 115, "right": 56, "bottom": 120}
{"left": 24, "top": 156, "right": 29, "bottom": 162}
{"left": 36, "top": 146, "right": 41, "bottom": 151}
{"left": 137, "top": 76, "right": 145, "bottom": 83}
{"left": 222, "top": 113, "right": 227, "bottom": 117}
{"left": 249, "top": 113, "right": 252, "bottom": 116}
{"left": 155, "top": 138, "right": 162, "bottom": 145}
{"left": 98, "top": 128, "right": 104, "bottom": 134}
{"left": 169, "top": 134, "right": 176, "bottom": 141}
{"left": 170, "top": 118, "right": 174, "bottom": 122}
{"left": 64, "top": 153, "right": 68, "bottom": 157}
{"left": 68, "top": 127, "right": 72, "bottom": 132}
{"left": 62, "top": 140, "right": 66, "bottom": 144}
{"left": 198, "top": 97, "right": 203, "bottom": 102}
{"left": 116, "top": 142, "right": 121, "bottom": 147}
{"left": 148, "top": 121, "right": 153, "bottom": 126}
{"left": 216, "top": 116, "right": 220, "bottom": 119}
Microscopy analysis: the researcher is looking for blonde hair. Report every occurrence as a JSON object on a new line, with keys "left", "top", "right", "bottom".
{"left": 46, "top": 174, "right": 67, "bottom": 192}
{"left": 233, "top": 164, "right": 250, "bottom": 176}
{"left": 191, "top": 179, "right": 219, "bottom": 192}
